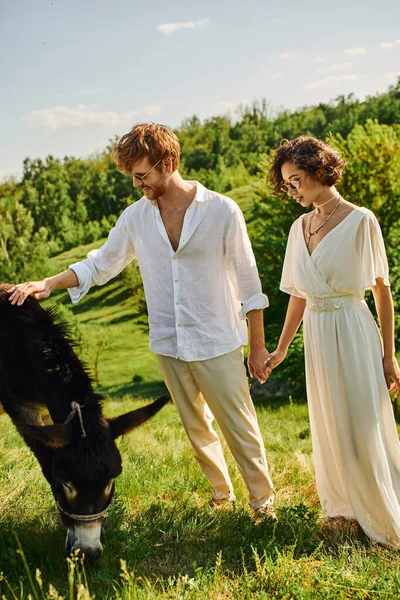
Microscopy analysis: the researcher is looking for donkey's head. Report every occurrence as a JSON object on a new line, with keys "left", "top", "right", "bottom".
{"left": 22, "top": 395, "right": 170, "bottom": 561}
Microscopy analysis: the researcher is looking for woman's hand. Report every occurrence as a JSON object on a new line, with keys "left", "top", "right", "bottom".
{"left": 383, "top": 355, "right": 400, "bottom": 399}
{"left": 265, "top": 348, "right": 287, "bottom": 377}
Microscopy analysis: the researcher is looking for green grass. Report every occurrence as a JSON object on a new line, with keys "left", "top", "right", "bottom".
{"left": 2, "top": 186, "right": 400, "bottom": 597}
{"left": 2, "top": 398, "right": 400, "bottom": 598}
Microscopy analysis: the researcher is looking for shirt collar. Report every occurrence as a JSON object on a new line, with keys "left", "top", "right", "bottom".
{"left": 187, "top": 180, "right": 208, "bottom": 203}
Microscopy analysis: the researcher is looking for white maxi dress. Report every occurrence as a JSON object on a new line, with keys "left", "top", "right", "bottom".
{"left": 280, "top": 206, "right": 400, "bottom": 548}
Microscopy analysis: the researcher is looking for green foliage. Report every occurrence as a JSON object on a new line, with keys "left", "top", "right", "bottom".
{"left": 333, "top": 119, "right": 400, "bottom": 345}
{"left": 0, "top": 183, "right": 50, "bottom": 282}
{"left": 120, "top": 260, "right": 148, "bottom": 323}
{"left": 13, "top": 151, "right": 136, "bottom": 256}
{"left": 334, "top": 119, "right": 400, "bottom": 237}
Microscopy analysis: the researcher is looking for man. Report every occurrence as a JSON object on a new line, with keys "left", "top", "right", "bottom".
{"left": 9, "top": 123, "right": 276, "bottom": 518}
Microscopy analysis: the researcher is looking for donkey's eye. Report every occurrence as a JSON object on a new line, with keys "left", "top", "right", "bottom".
{"left": 63, "top": 482, "right": 76, "bottom": 498}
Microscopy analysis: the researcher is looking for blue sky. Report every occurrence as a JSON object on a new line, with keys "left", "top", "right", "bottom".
{"left": 1, "top": 0, "right": 399, "bottom": 180}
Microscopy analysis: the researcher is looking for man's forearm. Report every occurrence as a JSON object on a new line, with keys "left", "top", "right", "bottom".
{"left": 246, "top": 309, "right": 266, "bottom": 350}
{"left": 46, "top": 269, "right": 79, "bottom": 291}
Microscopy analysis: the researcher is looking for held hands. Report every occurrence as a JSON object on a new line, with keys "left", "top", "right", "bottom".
{"left": 248, "top": 347, "right": 288, "bottom": 384}
{"left": 8, "top": 280, "right": 51, "bottom": 306}
{"left": 265, "top": 349, "right": 287, "bottom": 377}
{"left": 248, "top": 347, "right": 270, "bottom": 384}
{"left": 383, "top": 355, "right": 400, "bottom": 399}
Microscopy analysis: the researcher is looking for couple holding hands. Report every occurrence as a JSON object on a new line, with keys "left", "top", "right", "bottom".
{"left": 9, "top": 124, "right": 400, "bottom": 548}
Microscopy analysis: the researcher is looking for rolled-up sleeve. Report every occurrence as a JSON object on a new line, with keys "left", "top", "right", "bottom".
{"left": 68, "top": 210, "right": 136, "bottom": 304}
{"left": 224, "top": 205, "right": 269, "bottom": 319}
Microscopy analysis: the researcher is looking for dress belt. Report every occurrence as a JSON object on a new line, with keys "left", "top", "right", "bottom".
{"left": 306, "top": 296, "right": 363, "bottom": 312}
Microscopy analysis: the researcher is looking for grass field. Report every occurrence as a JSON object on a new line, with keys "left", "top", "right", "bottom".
{"left": 2, "top": 396, "right": 400, "bottom": 599}
{"left": 2, "top": 188, "right": 400, "bottom": 598}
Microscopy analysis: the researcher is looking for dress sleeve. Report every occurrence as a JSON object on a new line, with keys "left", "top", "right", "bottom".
{"left": 280, "top": 220, "right": 304, "bottom": 298}
{"left": 357, "top": 210, "right": 390, "bottom": 290}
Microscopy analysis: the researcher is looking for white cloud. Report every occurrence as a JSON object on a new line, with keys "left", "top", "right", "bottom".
{"left": 316, "top": 62, "right": 352, "bottom": 74}
{"left": 343, "top": 47, "right": 366, "bottom": 58}
{"left": 157, "top": 19, "right": 209, "bottom": 35}
{"left": 302, "top": 74, "right": 359, "bottom": 90}
{"left": 386, "top": 71, "right": 400, "bottom": 78}
{"left": 279, "top": 51, "right": 294, "bottom": 59}
{"left": 267, "top": 73, "right": 284, "bottom": 80}
{"left": 142, "top": 105, "right": 162, "bottom": 116}
{"left": 312, "top": 56, "right": 325, "bottom": 64}
{"left": 380, "top": 39, "right": 400, "bottom": 49}
{"left": 25, "top": 104, "right": 138, "bottom": 131}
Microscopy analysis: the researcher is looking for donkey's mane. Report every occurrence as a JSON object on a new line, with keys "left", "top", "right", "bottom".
{"left": 0, "top": 284, "right": 99, "bottom": 405}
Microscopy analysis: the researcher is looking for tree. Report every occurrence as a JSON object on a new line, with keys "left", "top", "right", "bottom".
{"left": 333, "top": 119, "right": 400, "bottom": 346}
{"left": 0, "top": 189, "right": 50, "bottom": 283}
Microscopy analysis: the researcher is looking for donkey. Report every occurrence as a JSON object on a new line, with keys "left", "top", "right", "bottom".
{"left": 0, "top": 284, "right": 169, "bottom": 560}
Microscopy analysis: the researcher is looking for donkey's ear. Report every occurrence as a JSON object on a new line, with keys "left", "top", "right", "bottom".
{"left": 108, "top": 394, "right": 170, "bottom": 439}
{"left": 21, "top": 423, "right": 72, "bottom": 448}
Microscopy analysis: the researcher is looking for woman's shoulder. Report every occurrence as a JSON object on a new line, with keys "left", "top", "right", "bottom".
{"left": 291, "top": 214, "right": 305, "bottom": 228}
{"left": 350, "top": 205, "right": 380, "bottom": 227}
{"left": 287, "top": 215, "right": 304, "bottom": 238}
{"left": 347, "top": 205, "right": 385, "bottom": 244}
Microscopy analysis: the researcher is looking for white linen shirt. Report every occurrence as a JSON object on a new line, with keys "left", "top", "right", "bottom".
{"left": 68, "top": 181, "right": 268, "bottom": 361}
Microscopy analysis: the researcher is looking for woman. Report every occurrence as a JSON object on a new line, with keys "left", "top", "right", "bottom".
{"left": 266, "top": 135, "right": 400, "bottom": 547}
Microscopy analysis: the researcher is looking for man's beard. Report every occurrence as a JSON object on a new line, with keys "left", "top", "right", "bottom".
{"left": 145, "top": 181, "right": 168, "bottom": 201}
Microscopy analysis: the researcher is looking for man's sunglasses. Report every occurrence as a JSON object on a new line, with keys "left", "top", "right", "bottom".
{"left": 132, "top": 158, "right": 163, "bottom": 182}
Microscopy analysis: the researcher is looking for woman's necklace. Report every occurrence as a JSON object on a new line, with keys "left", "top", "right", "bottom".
{"left": 313, "top": 193, "right": 337, "bottom": 214}
{"left": 306, "top": 195, "right": 341, "bottom": 248}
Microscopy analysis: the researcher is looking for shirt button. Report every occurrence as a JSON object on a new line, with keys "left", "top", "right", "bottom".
{"left": 174, "top": 279, "right": 179, "bottom": 283}
{"left": 177, "top": 323, "right": 182, "bottom": 327}
{"left": 176, "top": 301, "right": 180, "bottom": 305}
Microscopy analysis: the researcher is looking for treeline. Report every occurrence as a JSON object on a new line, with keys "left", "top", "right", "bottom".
{"left": 1, "top": 80, "right": 399, "bottom": 388}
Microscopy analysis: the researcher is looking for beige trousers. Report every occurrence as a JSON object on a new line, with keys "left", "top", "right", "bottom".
{"left": 157, "top": 347, "right": 274, "bottom": 509}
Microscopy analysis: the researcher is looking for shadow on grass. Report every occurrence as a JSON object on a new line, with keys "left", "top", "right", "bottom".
{"left": 100, "top": 379, "right": 168, "bottom": 400}
{"left": 0, "top": 513, "right": 71, "bottom": 590}
{"left": 252, "top": 395, "right": 306, "bottom": 410}
{"left": 60, "top": 283, "right": 133, "bottom": 318}
{"left": 0, "top": 498, "right": 374, "bottom": 597}
{"left": 100, "top": 499, "right": 371, "bottom": 580}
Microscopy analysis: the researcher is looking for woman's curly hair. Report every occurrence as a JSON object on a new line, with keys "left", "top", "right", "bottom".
{"left": 268, "top": 135, "right": 346, "bottom": 195}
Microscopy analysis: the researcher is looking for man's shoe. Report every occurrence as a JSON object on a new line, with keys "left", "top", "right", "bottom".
{"left": 209, "top": 497, "right": 235, "bottom": 510}
{"left": 253, "top": 503, "right": 278, "bottom": 522}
